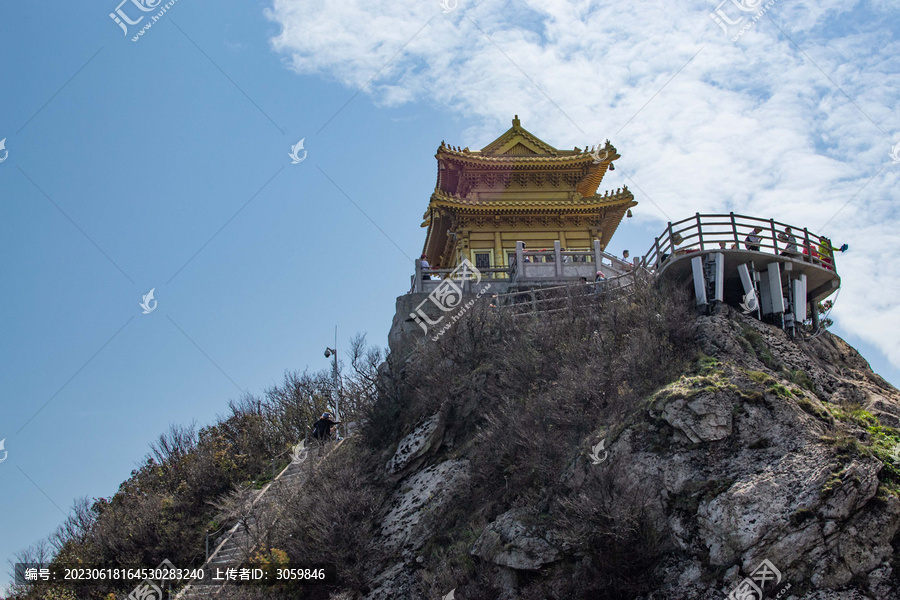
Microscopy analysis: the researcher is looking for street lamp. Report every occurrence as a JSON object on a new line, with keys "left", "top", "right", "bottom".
{"left": 324, "top": 327, "right": 341, "bottom": 438}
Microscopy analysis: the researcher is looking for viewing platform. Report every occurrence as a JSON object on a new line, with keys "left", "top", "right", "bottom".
{"left": 641, "top": 213, "right": 842, "bottom": 333}
{"left": 642, "top": 213, "right": 841, "bottom": 299}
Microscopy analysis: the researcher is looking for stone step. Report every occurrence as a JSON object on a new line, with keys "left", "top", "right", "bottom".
{"left": 209, "top": 554, "right": 242, "bottom": 563}
{"left": 175, "top": 437, "right": 349, "bottom": 600}
{"left": 179, "top": 588, "right": 218, "bottom": 599}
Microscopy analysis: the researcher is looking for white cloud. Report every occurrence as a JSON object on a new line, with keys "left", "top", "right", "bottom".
{"left": 266, "top": 0, "right": 900, "bottom": 365}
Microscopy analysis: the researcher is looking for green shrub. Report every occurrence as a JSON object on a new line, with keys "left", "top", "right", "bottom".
{"left": 746, "top": 370, "right": 773, "bottom": 385}
{"left": 827, "top": 405, "right": 880, "bottom": 428}
{"left": 821, "top": 468, "right": 847, "bottom": 498}
{"left": 785, "top": 368, "right": 816, "bottom": 392}
{"left": 766, "top": 383, "right": 794, "bottom": 399}
{"left": 741, "top": 328, "right": 782, "bottom": 370}
{"left": 738, "top": 390, "right": 765, "bottom": 404}
{"left": 796, "top": 397, "right": 831, "bottom": 421}
{"left": 820, "top": 435, "right": 861, "bottom": 460}
{"left": 696, "top": 354, "right": 720, "bottom": 374}
{"left": 789, "top": 507, "right": 815, "bottom": 526}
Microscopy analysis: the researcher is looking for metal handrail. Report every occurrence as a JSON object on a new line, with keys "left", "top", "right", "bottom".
{"left": 423, "top": 266, "right": 510, "bottom": 276}
{"left": 641, "top": 213, "right": 838, "bottom": 275}
{"left": 175, "top": 433, "right": 353, "bottom": 599}
{"left": 490, "top": 270, "right": 639, "bottom": 315}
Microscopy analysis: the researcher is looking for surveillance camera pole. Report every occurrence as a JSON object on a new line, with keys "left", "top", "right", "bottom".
{"left": 330, "top": 327, "right": 340, "bottom": 439}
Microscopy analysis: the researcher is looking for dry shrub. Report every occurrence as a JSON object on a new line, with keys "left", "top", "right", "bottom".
{"left": 273, "top": 438, "right": 386, "bottom": 593}
{"left": 362, "top": 279, "right": 693, "bottom": 598}
{"left": 177, "top": 280, "right": 694, "bottom": 600}
{"left": 359, "top": 352, "right": 418, "bottom": 452}
{"left": 553, "top": 459, "right": 668, "bottom": 598}
{"left": 459, "top": 280, "right": 693, "bottom": 510}
{"left": 416, "top": 481, "right": 490, "bottom": 600}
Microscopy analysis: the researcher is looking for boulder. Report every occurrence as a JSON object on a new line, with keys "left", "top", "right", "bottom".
{"left": 377, "top": 459, "right": 469, "bottom": 554}
{"left": 470, "top": 509, "right": 560, "bottom": 570}
{"left": 385, "top": 411, "right": 445, "bottom": 477}
{"left": 650, "top": 376, "right": 735, "bottom": 443}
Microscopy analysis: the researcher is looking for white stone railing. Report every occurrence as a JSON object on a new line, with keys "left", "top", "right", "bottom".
{"left": 410, "top": 239, "right": 638, "bottom": 293}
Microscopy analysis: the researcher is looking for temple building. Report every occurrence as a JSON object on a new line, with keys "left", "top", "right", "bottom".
{"left": 420, "top": 116, "right": 637, "bottom": 271}
{"left": 402, "top": 119, "right": 842, "bottom": 344}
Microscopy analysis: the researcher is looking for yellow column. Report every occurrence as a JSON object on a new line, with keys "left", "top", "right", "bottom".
{"left": 459, "top": 230, "right": 470, "bottom": 266}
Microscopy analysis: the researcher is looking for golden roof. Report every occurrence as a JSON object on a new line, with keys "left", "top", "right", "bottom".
{"left": 435, "top": 116, "right": 621, "bottom": 198}
{"left": 424, "top": 188, "right": 635, "bottom": 215}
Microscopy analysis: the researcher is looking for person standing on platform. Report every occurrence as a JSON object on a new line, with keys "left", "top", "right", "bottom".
{"left": 745, "top": 227, "right": 763, "bottom": 251}
{"left": 778, "top": 227, "right": 799, "bottom": 256}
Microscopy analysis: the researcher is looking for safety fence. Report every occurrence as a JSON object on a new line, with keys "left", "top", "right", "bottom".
{"left": 641, "top": 213, "right": 840, "bottom": 274}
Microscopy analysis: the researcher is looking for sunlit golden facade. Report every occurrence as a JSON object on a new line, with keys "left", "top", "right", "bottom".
{"left": 421, "top": 116, "right": 636, "bottom": 270}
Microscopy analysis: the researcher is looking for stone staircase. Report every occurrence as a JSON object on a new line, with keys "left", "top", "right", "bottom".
{"left": 176, "top": 440, "right": 342, "bottom": 599}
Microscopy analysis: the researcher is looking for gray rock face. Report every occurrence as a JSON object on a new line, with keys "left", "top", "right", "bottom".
{"left": 385, "top": 412, "right": 444, "bottom": 477}
{"left": 637, "top": 308, "right": 900, "bottom": 598}
{"left": 378, "top": 459, "right": 469, "bottom": 554}
{"left": 618, "top": 308, "right": 900, "bottom": 599}
{"left": 388, "top": 293, "right": 433, "bottom": 361}
{"left": 470, "top": 508, "right": 560, "bottom": 570}
{"left": 650, "top": 377, "right": 735, "bottom": 443}
{"left": 819, "top": 460, "right": 881, "bottom": 521}
{"left": 365, "top": 305, "right": 900, "bottom": 600}
{"left": 363, "top": 460, "right": 470, "bottom": 600}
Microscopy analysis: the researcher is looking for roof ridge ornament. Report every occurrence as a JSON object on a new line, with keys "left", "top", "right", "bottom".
{"left": 512, "top": 114, "right": 520, "bottom": 128}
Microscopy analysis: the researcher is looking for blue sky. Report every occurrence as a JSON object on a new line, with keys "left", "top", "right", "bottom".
{"left": 1, "top": 0, "right": 898, "bottom": 591}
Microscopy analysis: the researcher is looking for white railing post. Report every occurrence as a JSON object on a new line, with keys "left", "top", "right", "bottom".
{"left": 696, "top": 213, "right": 704, "bottom": 251}
{"left": 414, "top": 259, "right": 422, "bottom": 293}
{"left": 730, "top": 212, "right": 739, "bottom": 247}
{"left": 516, "top": 241, "right": 525, "bottom": 281}
{"left": 803, "top": 228, "right": 812, "bottom": 264}
{"left": 770, "top": 218, "right": 779, "bottom": 255}
{"left": 554, "top": 241, "right": 562, "bottom": 277}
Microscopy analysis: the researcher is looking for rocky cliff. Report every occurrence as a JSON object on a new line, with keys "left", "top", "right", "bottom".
{"left": 199, "top": 283, "right": 900, "bottom": 600}
{"left": 352, "top": 295, "right": 900, "bottom": 600}
{"left": 24, "top": 282, "right": 900, "bottom": 600}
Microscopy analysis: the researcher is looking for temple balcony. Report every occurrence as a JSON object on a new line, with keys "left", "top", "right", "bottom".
{"left": 409, "top": 240, "right": 635, "bottom": 295}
